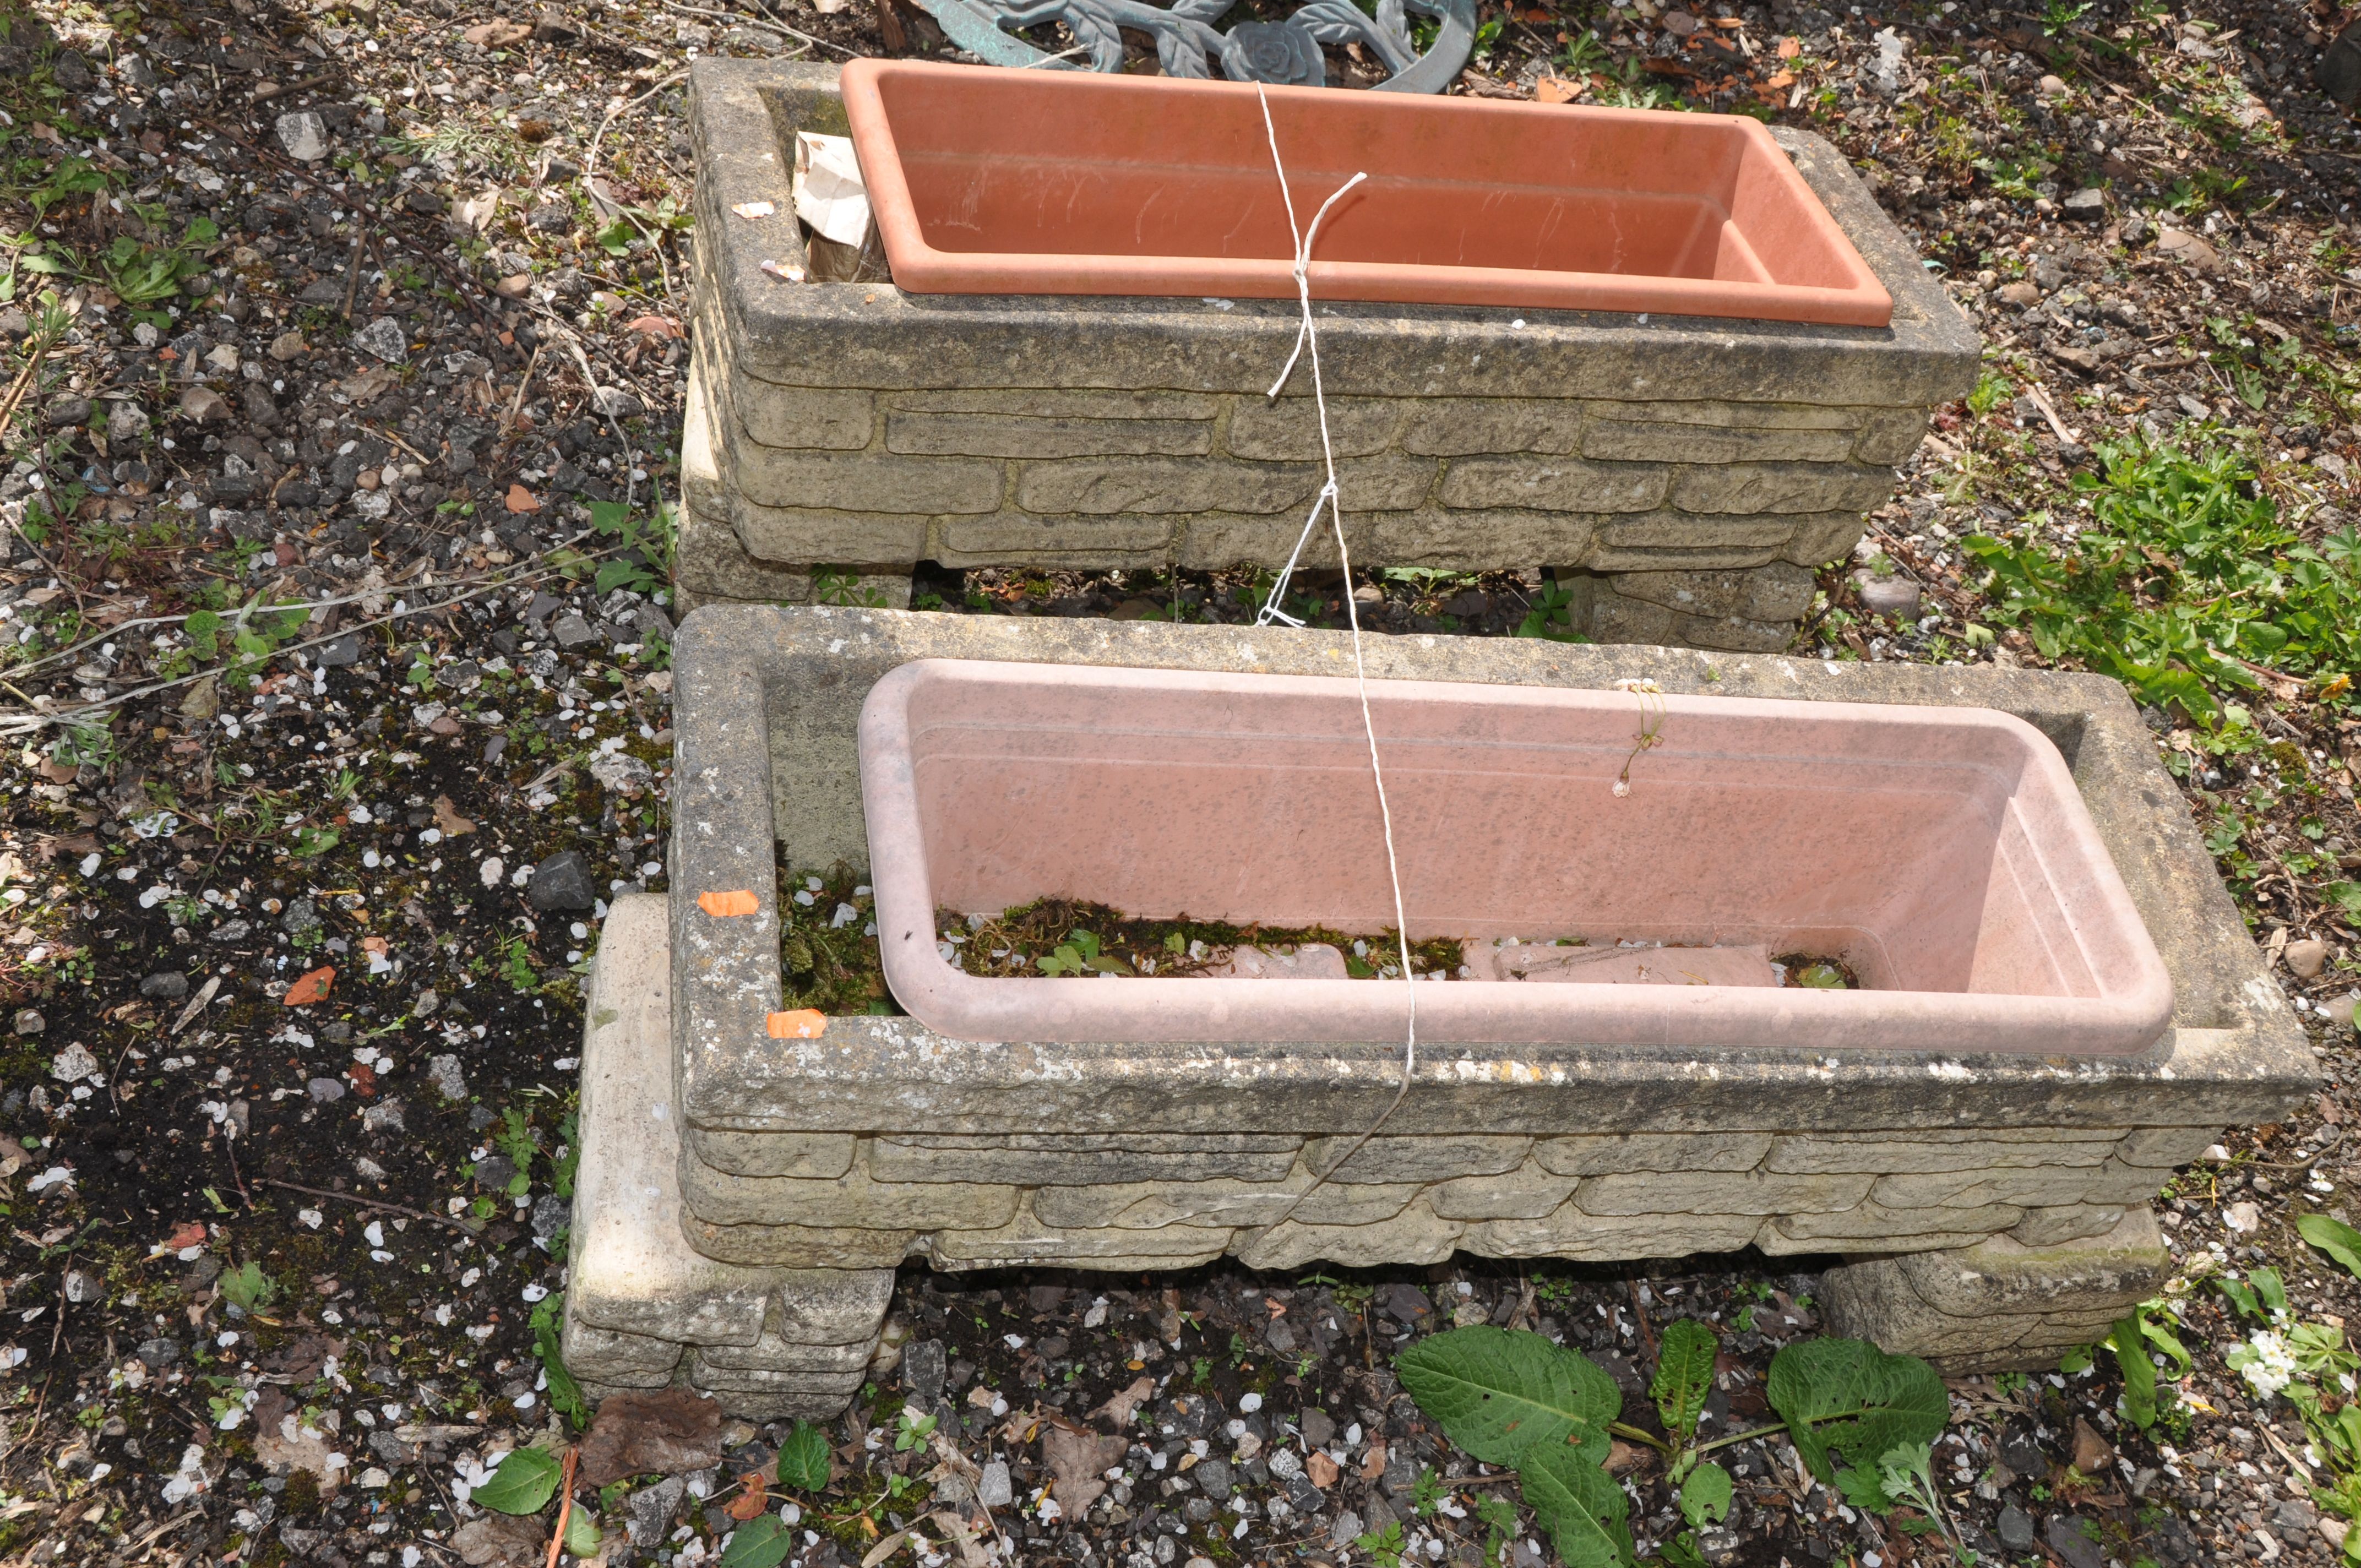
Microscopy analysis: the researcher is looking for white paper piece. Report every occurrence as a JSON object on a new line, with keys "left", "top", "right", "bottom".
{"left": 793, "top": 131, "right": 873, "bottom": 249}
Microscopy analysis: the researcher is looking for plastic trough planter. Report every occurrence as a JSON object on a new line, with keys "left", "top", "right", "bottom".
{"left": 857, "top": 658, "right": 2173, "bottom": 1056}
{"left": 841, "top": 59, "right": 1893, "bottom": 326}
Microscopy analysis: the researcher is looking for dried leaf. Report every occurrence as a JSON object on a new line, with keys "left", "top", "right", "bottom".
{"left": 1042, "top": 1426, "right": 1125, "bottom": 1515}
{"left": 463, "top": 19, "right": 533, "bottom": 45}
{"left": 578, "top": 1389, "right": 725, "bottom": 1489}
{"left": 284, "top": 967, "right": 335, "bottom": 1007}
{"left": 724, "top": 1469, "right": 770, "bottom": 1522}
{"left": 625, "top": 315, "right": 683, "bottom": 340}
{"left": 162, "top": 1219, "right": 208, "bottom": 1252}
{"left": 1088, "top": 1375, "right": 1155, "bottom": 1430}
{"left": 505, "top": 484, "right": 542, "bottom": 514}
{"left": 858, "top": 1530, "right": 907, "bottom": 1568}
{"left": 432, "top": 796, "right": 475, "bottom": 836}
{"left": 1305, "top": 1450, "right": 1339, "bottom": 1488}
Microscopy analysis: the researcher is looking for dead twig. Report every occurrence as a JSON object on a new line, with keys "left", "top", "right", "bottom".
{"left": 258, "top": 1177, "right": 485, "bottom": 1240}
{"left": 251, "top": 72, "right": 340, "bottom": 107}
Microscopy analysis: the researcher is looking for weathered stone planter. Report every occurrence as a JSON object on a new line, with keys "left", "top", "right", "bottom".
{"left": 678, "top": 61, "right": 1979, "bottom": 650}
{"left": 561, "top": 606, "right": 2313, "bottom": 1416}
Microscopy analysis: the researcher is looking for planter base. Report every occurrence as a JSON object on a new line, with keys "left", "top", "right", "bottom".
{"left": 561, "top": 894, "right": 893, "bottom": 1419}
{"left": 1820, "top": 1208, "right": 2174, "bottom": 1374}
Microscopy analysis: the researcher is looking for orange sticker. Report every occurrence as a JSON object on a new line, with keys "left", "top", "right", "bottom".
{"left": 284, "top": 966, "right": 335, "bottom": 1007}
{"left": 699, "top": 890, "right": 760, "bottom": 917}
{"left": 766, "top": 1010, "right": 826, "bottom": 1039}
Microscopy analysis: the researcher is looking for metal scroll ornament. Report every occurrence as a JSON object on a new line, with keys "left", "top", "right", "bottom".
{"left": 915, "top": 0, "right": 1478, "bottom": 94}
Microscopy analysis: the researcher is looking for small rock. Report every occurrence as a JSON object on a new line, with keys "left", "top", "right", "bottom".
{"left": 2031, "top": 255, "right": 2066, "bottom": 292}
{"left": 977, "top": 1459, "right": 1013, "bottom": 1509}
{"left": 281, "top": 898, "right": 320, "bottom": 938}
{"left": 2070, "top": 1417, "right": 2113, "bottom": 1474}
{"left": 308, "top": 1078, "right": 345, "bottom": 1103}
{"left": 2061, "top": 187, "right": 2107, "bottom": 221}
{"left": 140, "top": 971, "right": 189, "bottom": 1000}
{"left": 45, "top": 393, "right": 88, "bottom": 428}
{"left": 315, "top": 635, "right": 362, "bottom": 668}
{"left": 2277, "top": 1500, "right": 2320, "bottom": 1542}
{"left": 531, "top": 1191, "right": 570, "bottom": 1238}
{"left": 361, "top": 1099, "right": 405, "bottom": 1134}
{"left": 528, "top": 851, "right": 597, "bottom": 912}
{"left": 589, "top": 752, "right": 654, "bottom": 796}
{"left": 2044, "top": 1515, "right": 2106, "bottom": 1568}
{"left": 275, "top": 111, "right": 330, "bottom": 162}
{"left": 2286, "top": 937, "right": 2329, "bottom": 979}
{"left": 180, "top": 674, "right": 220, "bottom": 721}
{"left": 49, "top": 1043, "right": 97, "bottom": 1083}
{"left": 1328, "top": 1513, "right": 1363, "bottom": 1550}
{"left": 106, "top": 401, "right": 150, "bottom": 444}
{"left": 269, "top": 330, "right": 308, "bottom": 363}
{"left": 12, "top": 1009, "right": 42, "bottom": 1036}
{"left": 2037, "top": 73, "right": 2069, "bottom": 99}
{"left": 1857, "top": 574, "right": 1921, "bottom": 619}
{"left": 590, "top": 386, "right": 642, "bottom": 419}
{"left": 2154, "top": 228, "right": 2221, "bottom": 273}
{"left": 2325, "top": 995, "right": 2358, "bottom": 1030}
{"left": 352, "top": 318, "right": 408, "bottom": 364}
{"left": 1996, "top": 1504, "right": 2036, "bottom": 1550}
{"left": 2325, "top": 1516, "right": 2353, "bottom": 1553}
{"left": 904, "top": 1338, "right": 947, "bottom": 1402}
{"left": 2225, "top": 1199, "right": 2262, "bottom": 1232}
{"left": 553, "top": 613, "right": 597, "bottom": 648}
{"left": 427, "top": 1054, "right": 467, "bottom": 1102}
{"left": 1996, "top": 280, "right": 2042, "bottom": 308}
{"left": 178, "top": 385, "right": 232, "bottom": 424}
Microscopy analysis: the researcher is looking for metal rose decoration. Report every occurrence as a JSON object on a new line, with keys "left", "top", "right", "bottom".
{"left": 917, "top": 0, "right": 1477, "bottom": 94}
{"left": 1219, "top": 20, "right": 1326, "bottom": 86}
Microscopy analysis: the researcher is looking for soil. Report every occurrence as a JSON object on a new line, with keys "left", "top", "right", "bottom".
{"left": 0, "top": 1, "right": 2354, "bottom": 1568}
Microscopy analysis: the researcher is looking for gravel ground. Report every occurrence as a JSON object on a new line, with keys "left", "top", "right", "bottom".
{"left": 2, "top": 1, "right": 2361, "bottom": 1566}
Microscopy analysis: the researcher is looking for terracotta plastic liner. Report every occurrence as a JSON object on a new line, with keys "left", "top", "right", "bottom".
{"left": 858, "top": 659, "right": 2172, "bottom": 1054}
{"left": 840, "top": 58, "right": 1894, "bottom": 326}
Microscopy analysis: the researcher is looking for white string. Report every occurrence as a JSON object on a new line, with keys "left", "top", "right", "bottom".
{"left": 1246, "top": 86, "right": 1417, "bottom": 1239}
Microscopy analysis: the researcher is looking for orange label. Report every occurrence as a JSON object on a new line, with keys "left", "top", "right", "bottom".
{"left": 699, "top": 890, "right": 760, "bottom": 918}
{"left": 284, "top": 966, "right": 335, "bottom": 1007}
{"left": 766, "top": 1010, "right": 826, "bottom": 1039}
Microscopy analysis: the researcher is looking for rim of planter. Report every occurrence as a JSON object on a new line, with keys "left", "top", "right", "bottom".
{"left": 841, "top": 59, "right": 1895, "bottom": 327}
{"left": 857, "top": 658, "right": 2173, "bottom": 1055}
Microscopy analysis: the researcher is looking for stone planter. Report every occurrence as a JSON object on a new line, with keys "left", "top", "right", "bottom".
{"left": 678, "top": 59, "right": 1978, "bottom": 650}
{"left": 860, "top": 658, "right": 2173, "bottom": 1055}
{"left": 844, "top": 61, "right": 1892, "bottom": 324}
{"left": 559, "top": 606, "right": 2313, "bottom": 1416}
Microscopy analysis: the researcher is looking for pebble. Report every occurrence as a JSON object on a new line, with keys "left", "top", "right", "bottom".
{"left": 12, "top": 1009, "right": 42, "bottom": 1036}
{"left": 428, "top": 1054, "right": 467, "bottom": 1101}
{"left": 2224, "top": 1200, "right": 2262, "bottom": 1232}
{"left": 139, "top": 972, "right": 189, "bottom": 1000}
{"left": 1996, "top": 280, "right": 2041, "bottom": 308}
{"left": 352, "top": 317, "right": 409, "bottom": 363}
{"left": 1856, "top": 574, "right": 1921, "bottom": 619}
{"left": 2285, "top": 937, "right": 2329, "bottom": 979}
{"left": 977, "top": 1459, "right": 1013, "bottom": 1508}
{"left": 308, "top": 1078, "right": 346, "bottom": 1103}
{"left": 528, "top": 851, "right": 597, "bottom": 912}
{"left": 1996, "top": 1504, "right": 2034, "bottom": 1549}
{"left": 274, "top": 110, "right": 330, "bottom": 162}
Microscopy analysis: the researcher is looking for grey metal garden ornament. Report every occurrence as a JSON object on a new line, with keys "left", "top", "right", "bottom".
{"left": 912, "top": 0, "right": 1478, "bottom": 94}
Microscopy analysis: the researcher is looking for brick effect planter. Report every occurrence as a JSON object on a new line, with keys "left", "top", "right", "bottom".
{"left": 679, "top": 62, "right": 1978, "bottom": 649}
{"left": 550, "top": 608, "right": 2315, "bottom": 1416}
